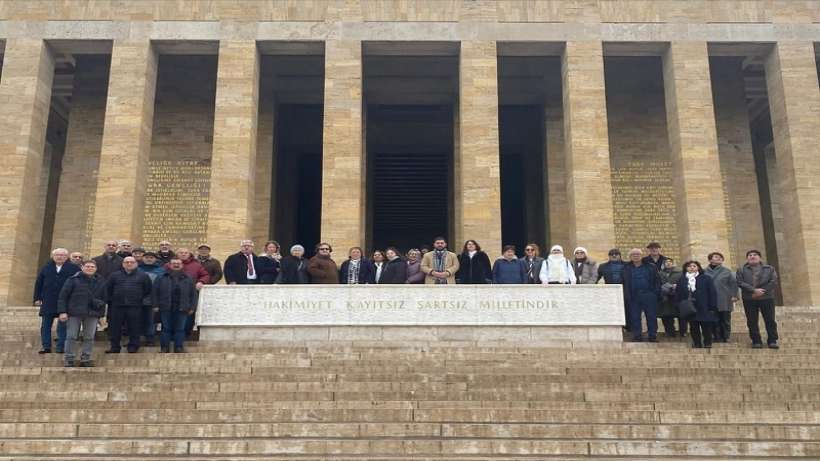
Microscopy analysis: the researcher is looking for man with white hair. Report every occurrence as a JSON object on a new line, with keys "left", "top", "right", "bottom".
{"left": 539, "top": 245, "right": 577, "bottom": 284}
{"left": 572, "top": 247, "right": 598, "bottom": 284}
{"left": 223, "top": 240, "right": 261, "bottom": 285}
{"left": 33, "top": 248, "right": 80, "bottom": 353}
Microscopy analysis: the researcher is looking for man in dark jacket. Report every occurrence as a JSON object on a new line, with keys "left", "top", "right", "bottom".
{"left": 57, "top": 260, "right": 104, "bottom": 366}
{"left": 33, "top": 248, "right": 81, "bottom": 353}
{"left": 156, "top": 240, "right": 175, "bottom": 265}
{"left": 103, "top": 257, "right": 153, "bottom": 353}
{"left": 598, "top": 249, "right": 627, "bottom": 327}
{"left": 197, "top": 244, "right": 223, "bottom": 284}
{"left": 92, "top": 240, "right": 124, "bottom": 280}
{"left": 152, "top": 258, "right": 197, "bottom": 353}
{"left": 378, "top": 247, "right": 408, "bottom": 284}
{"left": 223, "top": 240, "right": 261, "bottom": 284}
{"left": 642, "top": 242, "right": 669, "bottom": 269}
{"left": 623, "top": 248, "right": 661, "bottom": 342}
{"left": 737, "top": 249, "right": 780, "bottom": 349}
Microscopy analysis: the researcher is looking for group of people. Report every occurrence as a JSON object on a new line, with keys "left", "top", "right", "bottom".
{"left": 33, "top": 236, "right": 781, "bottom": 366}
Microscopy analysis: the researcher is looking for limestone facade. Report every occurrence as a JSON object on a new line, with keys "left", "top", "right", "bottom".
{"left": 0, "top": 1, "right": 819, "bottom": 304}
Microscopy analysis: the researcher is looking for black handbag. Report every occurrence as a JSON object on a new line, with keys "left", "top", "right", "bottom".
{"left": 678, "top": 292, "right": 697, "bottom": 320}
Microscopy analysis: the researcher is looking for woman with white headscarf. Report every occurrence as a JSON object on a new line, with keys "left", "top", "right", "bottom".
{"left": 539, "top": 245, "right": 577, "bottom": 284}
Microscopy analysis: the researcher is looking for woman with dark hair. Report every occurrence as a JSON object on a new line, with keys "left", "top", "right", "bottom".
{"left": 519, "top": 243, "right": 544, "bottom": 284}
{"left": 493, "top": 245, "right": 527, "bottom": 284}
{"left": 379, "top": 247, "right": 407, "bottom": 284}
{"left": 405, "top": 249, "right": 425, "bottom": 284}
{"left": 675, "top": 260, "right": 718, "bottom": 348}
{"left": 372, "top": 250, "right": 386, "bottom": 283}
{"left": 257, "top": 240, "right": 282, "bottom": 284}
{"left": 339, "top": 247, "right": 375, "bottom": 284}
{"left": 456, "top": 240, "right": 492, "bottom": 284}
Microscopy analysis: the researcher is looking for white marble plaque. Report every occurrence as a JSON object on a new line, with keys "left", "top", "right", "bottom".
{"left": 197, "top": 285, "right": 624, "bottom": 327}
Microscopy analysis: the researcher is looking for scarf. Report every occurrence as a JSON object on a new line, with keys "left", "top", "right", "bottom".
{"left": 347, "top": 259, "right": 360, "bottom": 284}
{"left": 434, "top": 249, "right": 448, "bottom": 285}
{"left": 686, "top": 272, "right": 698, "bottom": 292}
{"left": 547, "top": 245, "right": 568, "bottom": 283}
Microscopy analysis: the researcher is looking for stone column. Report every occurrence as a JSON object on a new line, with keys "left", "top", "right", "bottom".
{"left": 764, "top": 42, "right": 820, "bottom": 305}
{"left": 320, "top": 40, "right": 363, "bottom": 256}
{"left": 206, "top": 41, "right": 260, "bottom": 260}
{"left": 252, "top": 96, "right": 274, "bottom": 247}
{"left": 561, "top": 41, "right": 615, "bottom": 260}
{"left": 0, "top": 39, "right": 55, "bottom": 305}
{"left": 662, "top": 42, "right": 732, "bottom": 263}
{"left": 457, "top": 41, "right": 502, "bottom": 256}
{"left": 545, "top": 107, "right": 569, "bottom": 249}
{"left": 88, "top": 41, "right": 158, "bottom": 253}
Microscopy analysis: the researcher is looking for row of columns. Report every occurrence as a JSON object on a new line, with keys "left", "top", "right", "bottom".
{"left": 0, "top": 39, "right": 819, "bottom": 306}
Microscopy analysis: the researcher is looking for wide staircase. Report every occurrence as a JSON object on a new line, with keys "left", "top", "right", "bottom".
{"left": 0, "top": 305, "right": 819, "bottom": 460}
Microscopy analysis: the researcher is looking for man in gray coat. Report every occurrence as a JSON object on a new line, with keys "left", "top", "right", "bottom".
{"left": 736, "top": 250, "right": 779, "bottom": 349}
{"left": 706, "top": 252, "right": 738, "bottom": 343}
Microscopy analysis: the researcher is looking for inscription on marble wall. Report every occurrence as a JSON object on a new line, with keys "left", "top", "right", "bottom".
{"left": 611, "top": 160, "right": 680, "bottom": 261}
{"left": 142, "top": 160, "right": 210, "bottom": 250}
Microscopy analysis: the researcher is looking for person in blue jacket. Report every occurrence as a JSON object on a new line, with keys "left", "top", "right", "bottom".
{"left": 33, "top": 248, "right": 80, "bottom": 354}
{"left": 492, "top": 245, "right": 527, "bottom": 284}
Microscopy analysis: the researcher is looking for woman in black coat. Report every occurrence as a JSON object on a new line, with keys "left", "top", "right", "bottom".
{"left": 339, "top": 247, "right": 375, "bottom": 284}
{"left": 455, "top": 240, "right": 492, "bottom": 284}
{"left": 675, "top": 260, "right": 718, "bottom": 348}
{"left": 378, "top": 247, "right": 408, "bottom": 284}
{"left": 276, "top": 245, "right": 310, "bottom": 284}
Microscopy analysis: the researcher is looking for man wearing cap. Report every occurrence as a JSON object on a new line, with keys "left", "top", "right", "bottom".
{"left": 598, "top": 248, "right": 628, "bottom": 328}
{"left": 138, "top": 252, "right": 166, "bottom": 282}
{"left": 131, "top": 247, "right": 145, "bottom": 264}
{"left": 224, "top": 240, "right": 261, "bottom": 285}
{"left": 642, "top": 242, "right": 669, "bottom": 270}
{"left": 572, "top": 247, "right": 598, "bottom": 284}
{"left": 197, "top": 244, "right": 223, "bottom": 285}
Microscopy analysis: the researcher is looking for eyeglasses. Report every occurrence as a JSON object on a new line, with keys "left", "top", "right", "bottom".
{"left": 525, "top": 248, "right": 534, "bottom": 252}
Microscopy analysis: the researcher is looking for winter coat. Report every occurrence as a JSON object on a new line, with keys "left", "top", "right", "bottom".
{"left": 573, "top": 258, "right": 598, "bottom": 284}
{"left": 276, "top": 256, "right": 310, "bottom": 284}
{"left": 658, "top": 265, "right": 683, "bottom": 318}
{"left": 538, "top": 257, "right": 577, "bottom": 284}
{"left": 308, "top": 255, "right": 339, "bottom": 284}
{"left": 675, "top": 272, "right": 718, "bottom": 323}
{"left": 705, "top": 264, "right": 738, "bottom": 312}
{"left": 163, "top": 257, "right": 209, "bottom": 285}
{"left": 91, "top": 253, "right": 123, "bottom": 280}
{"left": 406, "top": 260, "right": 425, "bottom": 284}
{"left": 33, "top": 261, "right": 81, "bottom": 316}
{"left": 622, "top": 262, "right": 661, "bottom": 303}
{"left": 642, "top": 254, "right": 669, "bottom": 270}
{"left": 597, "top": 260, "right": 626, "bottom": 285}
{"left": 519, "top": 257, "right": 544, "bottom": 284}
{"left": 379, "top": 257, "right": 408, "bottom": 284}
{"left": 339, "top": 258, "right": 376, "bottom": 284}
{"left": 421, "top": 250, "right": 460, "bottom": 285}
{"left": 57, "top": 272, "right": 105, "bottom": 318}
{"left": 736, "top": 263, "right": 778, "bottom": 301}
{"left": 257, "top": 254, "right": 281, "bottom": 284}
{"left": 152, "top": 271, "right": 197, "bottom": 312}
{"left": 223, "top": 252, "right": 262, "bottom": 285}
{"left": 456, "top": 251, "right": 492, "bottom": 284}
{"left": 138, "top": 262, "right": 166, "bottom": 282}
{"left": 492, "top": 258, "right": 527, "bottom": 284}
{"left": 103, "top": 269, "right": 153, "bottom": 309}
{"left": 155, "top": 250, "right": 175, "bottom": 265}
{"left": 198, "top": 256, "right": 223, "bottom": 284}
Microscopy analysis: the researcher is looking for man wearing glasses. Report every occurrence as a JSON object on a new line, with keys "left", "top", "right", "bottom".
{"left": 519, "top": 243, "right": 544, "bottom": 284}
{"left": 307, "top": 243, "right": 339, "bottom": 284}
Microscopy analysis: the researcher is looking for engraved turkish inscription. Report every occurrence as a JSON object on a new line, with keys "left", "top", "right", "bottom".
{"left": 611, "top": 160, "right": 680, "bottom": 261}
{"left": 142, "top": 160, "right": 210, "bottom": 250}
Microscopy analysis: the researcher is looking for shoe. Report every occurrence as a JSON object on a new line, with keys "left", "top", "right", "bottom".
{"left": 648, "top": 337, "right": 658, "bottom": 343}
{"left": 64, "top": 360, "right": 74, "bottom": 367}
{"left": 104, "top": 349, "right": 120, "bottom": 354}
{"left": 768, "top": 342, "right": 779, "bottom": 349}
{"left": 680, "top": 333, "right": 687, "bottom": 338}
{"left": 142, "top": 339, "right": 156, "bottom": 347}
{"left": 692, "top": 343, "right": 703, "bottom": 348}
{"left": 38, "top": 349, "right": 51, "bottom": 354}
{"left": 79, "top": 360, "right": 94, "bottom": 367}
{"left": 127, "top": 347, "right": 139, "bottom": 354}
{"left": 55, "top": 348, "right": 64, "bottom": 354}
{"left": 173, "top": 346, "right": 186, "bottom": 353}
{"left": 160, "top": 346, "right": 170, "bottom": 353}
{"left": 752, "top": 343, "right": 764, "bottom": 349}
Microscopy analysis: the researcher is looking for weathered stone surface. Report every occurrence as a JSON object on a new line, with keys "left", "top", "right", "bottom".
{"left": 0, "top": 39, "right": 55, "bottom": 306}
{"left": 561, "top": 41, "right": 615, "bottom": 261}
{"left": 88, "top": 40, "right": 157, "bottom": 251}
{"left": 662, "top": 41, "right": 732, "bottom": 264}
{"left": 320, "top": 40, "right": 364, "bottom": 257}
{"left": 764, "top": 42, "right": 820, "bottom": 305}
{"left": 206, "top": 40, "right": 259, "bottom": 261}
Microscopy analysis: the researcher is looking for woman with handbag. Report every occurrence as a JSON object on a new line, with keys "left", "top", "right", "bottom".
{"left": 57, "top": 260, "right": 105, "bottom": 367}
{"left": 675, "top": 260, "right": 719, "bottom": 348}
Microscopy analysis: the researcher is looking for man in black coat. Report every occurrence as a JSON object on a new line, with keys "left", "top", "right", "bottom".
{"left": 103, "top": 257, "right": 153, "bottom": 353}
{"left": 152, "top": 258, "right": 197, "bottom": 353}
{"left": 623, "top": 248, "right": 662, "bottom": 343}
{"left": 92, "top": 240, "right": 124, "bottom": 280}
{"left": 33, "top": 248, "right": 80, "bottom": 353}
{"left": 223, "top": 240, "right": 261, "bottom": 284}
